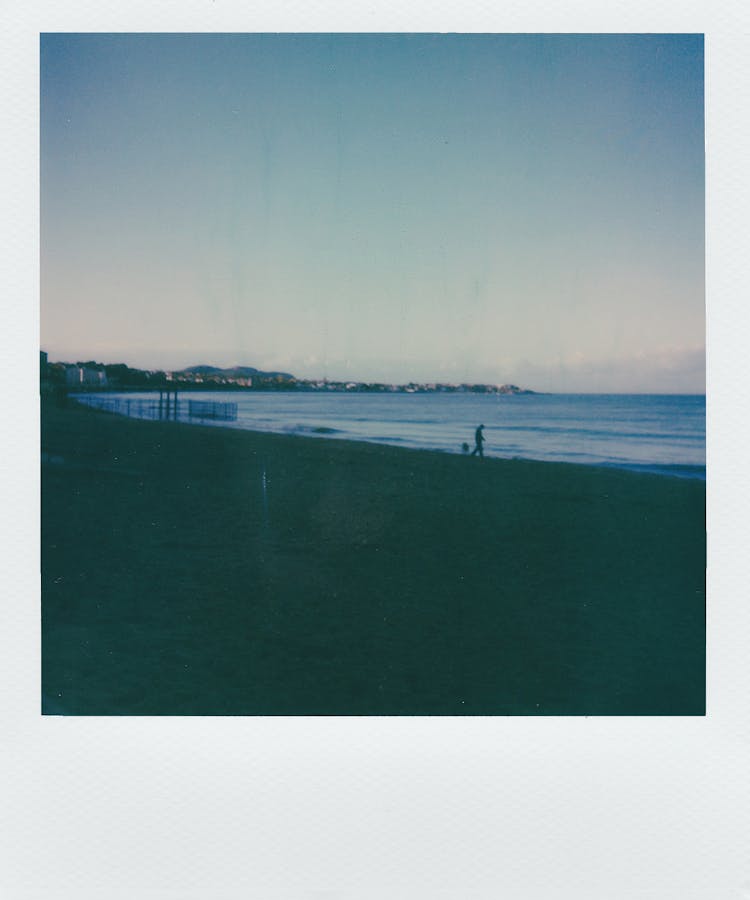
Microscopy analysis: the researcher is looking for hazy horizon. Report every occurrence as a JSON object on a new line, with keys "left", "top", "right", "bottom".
{"left": 42, "top": 350, "right": 706, "bottom": 395}
{"left": 41, "top": 34, "right": 704, "bottom": 394}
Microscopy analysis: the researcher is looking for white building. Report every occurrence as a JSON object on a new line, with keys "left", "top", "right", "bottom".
{"left": 65, "top": 366, "right": 108, "bottom": 387}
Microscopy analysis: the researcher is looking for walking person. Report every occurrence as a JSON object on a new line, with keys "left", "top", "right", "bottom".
{"left": 471, "top": 424, "right": 486, "bottom": 457}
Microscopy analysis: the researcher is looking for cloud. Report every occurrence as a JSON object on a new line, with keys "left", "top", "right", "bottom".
{"left": 508, "top": 346, "right": 705, "bottom": 393}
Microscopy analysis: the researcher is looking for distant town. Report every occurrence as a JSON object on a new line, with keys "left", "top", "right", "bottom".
{"left": 40, "top": 352, "right": 534, "bottom": 396}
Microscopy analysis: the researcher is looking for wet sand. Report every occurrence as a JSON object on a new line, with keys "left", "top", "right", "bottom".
{"left": 41, "top": 399, "right": 705, "bottom": 715}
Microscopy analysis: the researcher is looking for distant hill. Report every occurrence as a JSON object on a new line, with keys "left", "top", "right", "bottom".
{"left": 177, "top": 364, "right": 295, "bottom": 380}
{"left": 181, "top": 365, "right": 228, "bottom": 375}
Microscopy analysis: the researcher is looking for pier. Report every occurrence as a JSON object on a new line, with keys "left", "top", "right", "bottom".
{"left": 73, "top": 391, "right": 238, "bottom": 424}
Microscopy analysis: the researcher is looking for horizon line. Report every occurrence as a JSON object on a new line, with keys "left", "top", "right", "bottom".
{"left": 40, "top": 350, "right": 706, "bottom": 396}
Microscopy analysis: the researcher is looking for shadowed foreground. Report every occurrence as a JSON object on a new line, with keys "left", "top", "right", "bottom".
{"left": 41, "top": 401, "right": 705, "bottom": 715}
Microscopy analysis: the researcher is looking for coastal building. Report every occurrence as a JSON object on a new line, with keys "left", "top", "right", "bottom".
{"left": 65, "top": 365, "right": 108, "bottom": 387}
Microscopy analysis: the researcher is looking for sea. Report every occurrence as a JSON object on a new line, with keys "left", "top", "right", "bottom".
{"left": 74, "top": 391, "right": 706, "bottom": 480}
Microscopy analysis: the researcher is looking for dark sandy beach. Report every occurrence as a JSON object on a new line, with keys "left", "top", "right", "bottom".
{"left": 41, "top": 399, "right": 705, "bottom": 715}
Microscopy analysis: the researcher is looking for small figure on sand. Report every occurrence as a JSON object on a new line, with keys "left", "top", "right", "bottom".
{"left": 471, "top": 424, "right": 485, "bottom": 458}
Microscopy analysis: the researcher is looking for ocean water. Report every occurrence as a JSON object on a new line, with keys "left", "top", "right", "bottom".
{"left": 74, "top": 391, "right": 706, "bottom": 479}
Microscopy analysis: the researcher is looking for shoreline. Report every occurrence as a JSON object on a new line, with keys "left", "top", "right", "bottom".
{"left": 41, "top": 399, "right": 706, "bottom": 715}
{"left": 69, "top": 393, "right": 706, "bottom": 481}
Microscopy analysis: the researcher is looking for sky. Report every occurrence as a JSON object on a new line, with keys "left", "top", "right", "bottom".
{"left": 40, "top": 33, "right": 704, "bottom": 392}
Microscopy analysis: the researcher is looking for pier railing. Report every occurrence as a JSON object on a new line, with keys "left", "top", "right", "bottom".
{"left": 73, "top": 392, "right": 238, "bottom": 423}
{"left": 187, "top": 399, "right": 237, "bottom": 421}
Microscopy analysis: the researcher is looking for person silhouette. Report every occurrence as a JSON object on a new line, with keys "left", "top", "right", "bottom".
{"left": 471, "top": 424, "right": 485, "bottom": 457}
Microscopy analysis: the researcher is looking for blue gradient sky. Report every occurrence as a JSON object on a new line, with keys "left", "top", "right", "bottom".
{"left": 40, "top": 33, "right": 704, "bottom": 391}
